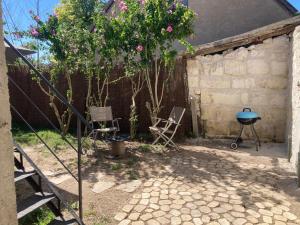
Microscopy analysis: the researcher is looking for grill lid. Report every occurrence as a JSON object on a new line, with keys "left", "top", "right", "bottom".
{"left": 236, "top": 111, "right": 259, "bottom": 119}
{"left": 236, "top": 108, "right": 259, "bottom": 119}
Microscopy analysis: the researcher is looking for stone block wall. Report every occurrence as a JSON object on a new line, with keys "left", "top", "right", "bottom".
{"left": 187, "top": 35, "right": 290, "bottom": 142}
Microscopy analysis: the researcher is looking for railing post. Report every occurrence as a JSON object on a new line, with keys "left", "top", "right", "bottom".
{"left": 77, "top": 118, "right": 83, "bottom": 221}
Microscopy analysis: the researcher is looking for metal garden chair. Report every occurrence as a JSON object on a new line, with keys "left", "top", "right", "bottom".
{"left": 89, "top": 106, "right": 121, "bottom": 149}
{"left": 149, "top": 107, "right": 186, "bottom": 150}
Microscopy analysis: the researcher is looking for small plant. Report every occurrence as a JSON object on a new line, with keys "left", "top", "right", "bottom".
{"left": 138, "top": 144, "right": 152, "bottom": 153}
{"left": 111, "top": 163, "right": 122, "bottom": 171}
{"left": 70, "top": 201, "right": 79, "bottom": 210}
{"left": 93, "top": 216, "right": 111, "bottom": 225}
{"left": 19, "top": 207, "right": 55, "bottom": 225}
{"left": 127, "top": 170, "right": 139, "bottom": 180}
{"left": 127, "top": 156, "right": 139, "bottom": 167}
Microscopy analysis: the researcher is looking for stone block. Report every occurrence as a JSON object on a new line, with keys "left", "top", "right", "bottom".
{"left": 205, "top": 120, "right": 231, "bottom": 137}
{"left": 210, "top": 61, "right": 224, "bottom": 76}
{"left": 257, "top": 78, "right": 288, "bottom": 89}
{"left": 188, "top": 76, "right": 199, "bottom": 88}
{"left": 200, "top": 91, "right": 213, "bottom": 104}
{"left": 187, "top": 63, "right": 200, "bottom": 76}
{"left": 250, "top": 93, "right": 270, "bottom": 106}
{"left": 200, "top": 77, "right": 231, "bottom": 89}
{"left": 241, "top": 93, "right": 249, "bottom": 105}
{"left": 271, "top": 61, "right": 288, "bottom": 76}
{"left": 272, "top": 35, "right": 289, "bottom": 46}
{"left": 236, "top": 47, "right": 249, "bottom": 60}
{"left": 224, "top": 60, "right": 246, "bottom": 76}
{"left": 248, "top": 47, "right": 266, "bottom": 58}
{"left": 247, "top": 59, "right": 270, "bottom": 75}
{"left": 269, "top": 94, "right": 286, "bottom": 107}
{"left": 232, "top": 78, "right": 255, "bottom": 89}
{"left": 210, "top": 92, "right": 241, "bottom": 105}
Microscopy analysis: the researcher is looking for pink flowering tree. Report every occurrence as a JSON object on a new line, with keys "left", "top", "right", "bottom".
{"left": 27, "top": 0, "right": 114, "bottom": 134}
{"left": 112, "top": 0, "right": 195, "bottom": 131}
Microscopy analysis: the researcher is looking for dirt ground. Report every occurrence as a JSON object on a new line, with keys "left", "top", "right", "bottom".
{"left": 16, "top": 139, "right": 300, "bottom": 225}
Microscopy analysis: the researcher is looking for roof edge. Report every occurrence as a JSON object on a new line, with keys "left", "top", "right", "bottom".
{"left": 186, "top": 15, "right": 300, "bottom": 58}
{"left": 275, "top": 0, "right": 298, "bottom": 15}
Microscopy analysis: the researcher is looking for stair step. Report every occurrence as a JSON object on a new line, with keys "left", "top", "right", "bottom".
{"left": 48, "top": 218, "right": 78, "bottom": 225}
{"left": 17, "top": 192, "right": 56, "bottom": 219}
{"left": 14, "top": 170, "right": 36, "bottom": 182}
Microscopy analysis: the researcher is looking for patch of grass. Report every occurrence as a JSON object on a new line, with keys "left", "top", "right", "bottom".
{"left": 12, "top": 123, "right": 77, "bottom": 151}
{"left": 19, "top": 207, "right": 55, "bottom": 225}
{"left": 127, "top": 170, "right": 139, "bottom": 180}
{"left": 70, "top": 201, "right": 79, "bottom": 210}
{"left": 111, "top": 163, "right": 122, "bottom": 171}
{"left": 138, "top": 144, "right": 152, "bottom": 153}
{"left": 137, "top": 133, "right": 153, "bottom": 142}
{"left": 127, "top": 156, "right": 139, "bottom": 167}
{"left": 93, "top": 216, "right": 111, "bottom": 225}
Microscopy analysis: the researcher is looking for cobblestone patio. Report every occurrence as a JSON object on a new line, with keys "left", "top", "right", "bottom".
{"left": 113, "top": 142, "right": 300, "bottom": 225}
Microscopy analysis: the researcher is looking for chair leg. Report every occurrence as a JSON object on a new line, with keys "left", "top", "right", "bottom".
{"left": 152, "top": 135, "right": 161, "bottom": 145}
{"left": 250, "top": 124, "right": 261, "bottom": 151}
{"left": 93, "top": 131, "right": 98, "bottom": 151}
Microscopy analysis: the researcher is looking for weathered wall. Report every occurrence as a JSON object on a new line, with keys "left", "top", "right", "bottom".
{"left": 287, "top": 26, "right": 300, "bottom": 170}
{"left": 0, "top": 2, "right": 18, "bottom": 225}
{"left": 187, "top": 35, "right": 290, "bottom": 142}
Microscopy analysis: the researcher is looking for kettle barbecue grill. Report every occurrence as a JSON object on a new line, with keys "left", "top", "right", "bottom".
{"left": 231, "top": 108, "right": 261, "bottom": 151}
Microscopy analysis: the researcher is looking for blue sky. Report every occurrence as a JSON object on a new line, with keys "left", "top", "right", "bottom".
{"left": 3, "top": 0, "right": 300, "bottom": 46}
{"left": 289, "top": 0, "right": 300, "bottom": 11}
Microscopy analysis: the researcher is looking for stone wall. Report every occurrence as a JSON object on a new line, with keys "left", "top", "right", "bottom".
{"left": 287, "top": 26, "right": 300, "bottom": 170}
{"left": 0, "top": 3, "right": 18, "bottom": 225}
{"left": 187, "top": 35, "right": 290, "bottom": 142}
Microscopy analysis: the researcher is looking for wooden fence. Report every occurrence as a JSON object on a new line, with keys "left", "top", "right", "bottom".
{"left": 8, "top": 58, "right": 192, "bottom": 137}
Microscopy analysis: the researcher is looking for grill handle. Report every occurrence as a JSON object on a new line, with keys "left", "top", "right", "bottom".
{"left": 243, "top": 108, "right": 252, "bottom": 112}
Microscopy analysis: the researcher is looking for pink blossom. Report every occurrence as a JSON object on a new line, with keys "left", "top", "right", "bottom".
{"left": 166, "top": 25, "right": 173, "bottom": 33}
{"left": 139, "top": 0, "right": 145, "bottom": 4}
{"left": 136, "top": 45, "right": 144, "bottom": 52}
{"left": 31, "top": 28, "right": 39, "bottom": 37}
{"left": 119, "top": 1, "right": 128, "bottom": 11}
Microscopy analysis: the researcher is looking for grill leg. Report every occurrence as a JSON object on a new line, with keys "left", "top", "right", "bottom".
{"left": 250, "top": 124, "right": 260, "bottom": 151}
{"left": 231, "top": 124, "right": 244, "bottom": 150}
{"left": 235, "top": 124, "right": 244, "bottom": 143}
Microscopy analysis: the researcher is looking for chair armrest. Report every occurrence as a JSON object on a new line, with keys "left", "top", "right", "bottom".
{"left": 152, "top": 117, "right": 169, "bottom": 123}
{"left": 113, "top": 118, "right": 122, "bottom": 121}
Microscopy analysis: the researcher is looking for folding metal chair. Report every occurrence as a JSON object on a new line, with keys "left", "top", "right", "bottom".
{"left": 149, "top": 107, "right": 186, "bottom": 150}
{"left": 89, "top": 106, "right": 121, "bottom": 149}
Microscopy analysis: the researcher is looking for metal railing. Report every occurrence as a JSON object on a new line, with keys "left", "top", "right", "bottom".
{"left": 5, "top": 37, "right": 91, "bottom": 224}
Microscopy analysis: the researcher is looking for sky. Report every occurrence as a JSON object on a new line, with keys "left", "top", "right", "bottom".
{"left": 3, "top": 0, "right": 300, "bottom": 47}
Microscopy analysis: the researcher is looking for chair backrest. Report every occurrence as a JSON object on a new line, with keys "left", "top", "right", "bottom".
{"left": 168, "top": 107, "right": 186, "bottom": 124}
{"left": 89, "top": 106, "right": 113, "bottom": 122}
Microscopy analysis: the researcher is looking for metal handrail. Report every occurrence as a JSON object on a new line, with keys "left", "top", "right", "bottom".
{"left": 6, "top": 38, "right": 86, "bottom": 222}
{"left": 9, "top": 76, "right": 78, "bottom": 153}
{"left": 11, "top": 105, "right": 78, "bottom": 181}
{"left": 5, "top": 37, "right": 91, "bottom": 130}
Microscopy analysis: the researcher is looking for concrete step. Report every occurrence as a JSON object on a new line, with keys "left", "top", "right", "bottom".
{"left": 14, "top": 169, "right": 36, "bottom": 183}
{"left": 17, "top": 192, "right": 56, "bottom": 219}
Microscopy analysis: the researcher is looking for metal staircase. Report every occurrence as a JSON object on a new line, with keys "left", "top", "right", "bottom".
{"left": 5, "top": 37, "right": 92, "bottom": 225}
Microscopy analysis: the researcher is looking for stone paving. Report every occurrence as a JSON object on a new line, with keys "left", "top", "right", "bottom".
{"left": 113, "top": 144, "right": 300, "bottom": 225}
